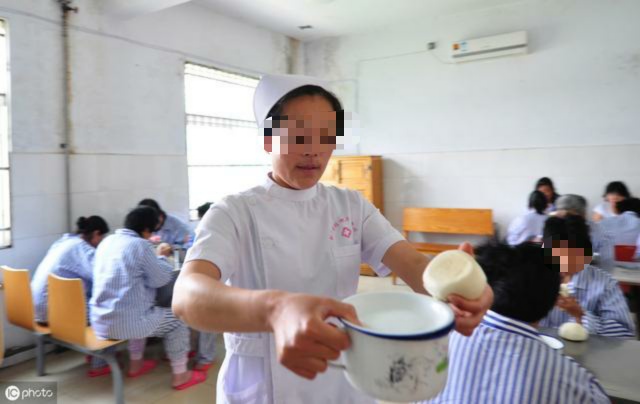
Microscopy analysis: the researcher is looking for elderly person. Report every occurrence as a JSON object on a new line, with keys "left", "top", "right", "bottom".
{"left": 553, "top": 194, "right": 615, "bottom": 270}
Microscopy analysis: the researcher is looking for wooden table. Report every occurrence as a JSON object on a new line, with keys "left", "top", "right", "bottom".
{"left": 541, "top": 327, "right": 640, "bottom": 402}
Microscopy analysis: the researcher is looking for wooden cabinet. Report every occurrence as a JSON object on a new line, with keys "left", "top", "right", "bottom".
{"left": 321, "top": 155, "right": 383, "bottom": 276}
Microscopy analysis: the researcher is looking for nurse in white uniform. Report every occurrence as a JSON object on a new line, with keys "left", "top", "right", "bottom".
{"left": 173, "top": 74, "right": 494, "bottom": 404}
{"left": 506, "top": 190, "right": 547, "bottom": 245}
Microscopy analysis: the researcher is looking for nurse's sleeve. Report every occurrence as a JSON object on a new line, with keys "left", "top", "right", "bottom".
{"left": 184, "top": 205, "right": 240, "bottom": 283}
{"left": 360, "top": 199, "right": 405, "bottom": 277}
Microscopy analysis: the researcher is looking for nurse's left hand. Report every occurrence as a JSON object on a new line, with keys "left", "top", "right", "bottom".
{"left": 448, "top": 285, "right": 494, "bottom": 336}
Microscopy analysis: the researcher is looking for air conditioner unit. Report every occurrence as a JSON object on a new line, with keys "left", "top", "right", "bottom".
{"left": 451, "top": 31, "right": 527, "bottom": 63}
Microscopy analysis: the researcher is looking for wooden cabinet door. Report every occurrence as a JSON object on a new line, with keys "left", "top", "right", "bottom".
{"left": 338, "top": 159, "right": 372, "bottom": 182}
{"left": 321, "top": 159, "right": 340, "bottom": 186}
{"left": 342, "top": 180, "right": 373, "bottom": 203}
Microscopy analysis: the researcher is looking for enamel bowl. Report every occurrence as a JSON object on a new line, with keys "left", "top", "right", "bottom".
{"left": 336, "top": 291, "right": 455, "bottom": 402}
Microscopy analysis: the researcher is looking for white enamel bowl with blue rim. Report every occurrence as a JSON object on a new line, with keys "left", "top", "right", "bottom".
{"left": 334, "top": 291, "right": 455, "bottom": 402}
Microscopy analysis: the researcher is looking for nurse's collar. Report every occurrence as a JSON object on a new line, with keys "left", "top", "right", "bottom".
{"left": 265, "top": 173, "right": 317, "bottom": 201}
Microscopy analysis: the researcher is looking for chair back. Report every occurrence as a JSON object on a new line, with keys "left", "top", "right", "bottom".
{"left": 47, "top": 274, "right": 87, "bottom": 346}
{"left": 1, "top": 266, "right": 37, "bottom": 331}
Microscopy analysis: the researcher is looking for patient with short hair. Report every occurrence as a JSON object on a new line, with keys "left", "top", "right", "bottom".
{"left": 424, "top": 243, "right": 609, "bottom": 403}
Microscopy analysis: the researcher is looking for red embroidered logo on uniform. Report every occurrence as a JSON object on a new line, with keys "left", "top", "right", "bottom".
{"left": 329, "top": 216, "right": 358, "bottom": 240}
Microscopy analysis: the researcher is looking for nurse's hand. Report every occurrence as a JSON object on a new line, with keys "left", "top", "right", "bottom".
{"left": 448, "top": 285, "right": 494, "bottom": 336}
{"left": 268, "top": 293, "right": 359, "bottom": 380}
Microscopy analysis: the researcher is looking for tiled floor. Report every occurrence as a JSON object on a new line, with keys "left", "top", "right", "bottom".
{"left": 0, "top": 276, "right": 409, "bottom": 403}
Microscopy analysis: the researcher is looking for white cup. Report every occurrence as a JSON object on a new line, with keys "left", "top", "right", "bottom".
{"left": 333, "top": 291, "right": 455, "bottom": 402}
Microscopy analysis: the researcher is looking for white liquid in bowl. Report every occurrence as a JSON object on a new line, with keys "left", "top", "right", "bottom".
{"left": 344, "top": 291, "right": 454, "bottom": 336}
{"left": 360, "top": 310, "right": 435, "bottom": 334}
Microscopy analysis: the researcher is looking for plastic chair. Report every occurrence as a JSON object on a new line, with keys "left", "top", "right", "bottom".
{"left": 1, "top": 266, "right": 49, "bottom": 375}
{"left": 48, "top": 274, "right": 125, "bottom": 404}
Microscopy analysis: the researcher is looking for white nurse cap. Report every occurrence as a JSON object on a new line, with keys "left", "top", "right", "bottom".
{"left": 253, "top": 74, "right": 331, "bottom": 128}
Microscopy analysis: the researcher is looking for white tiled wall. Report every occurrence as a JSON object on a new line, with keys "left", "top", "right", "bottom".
{"left": 0, "top": 0, "right": 291, "bottom": 355}
{"left": 382, "top": 144, "right": 640, "bottom": 242}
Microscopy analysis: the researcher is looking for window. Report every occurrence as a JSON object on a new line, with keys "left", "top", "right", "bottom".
{"left": 184, "top": 63, "right": 268, "bottom": 219}
{"left": 0, "top": 20, "right": 10, "bottom": 248}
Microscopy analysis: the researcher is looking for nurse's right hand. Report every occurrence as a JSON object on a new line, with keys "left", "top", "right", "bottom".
{"left": 267, "top": 292, "right": 359, "bottom": 380}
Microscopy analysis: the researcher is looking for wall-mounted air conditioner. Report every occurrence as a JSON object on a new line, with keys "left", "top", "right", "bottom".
{"left": 451, "top": 31, "right": 527, "bottom": 63}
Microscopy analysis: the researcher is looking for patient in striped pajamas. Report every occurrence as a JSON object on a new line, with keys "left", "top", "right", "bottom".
{"left": 90, "top": 206, "right": 206, "bottom": 390}
{"left": 31, "top": 215, "right": 111, "bottom": 376}
{"left": 425, "top": 243, "right": 609, "bottom": 404}
{"left": 540, "top": 215, "right": 636, "bottom": 338}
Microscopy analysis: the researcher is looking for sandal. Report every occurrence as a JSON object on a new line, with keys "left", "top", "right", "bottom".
{"left": 194, "top": 362, "right": 214, "bottom": 372}
{"left": 87, "top": 365, "right": 111, "bottom": 378}
{"left": 173, "top": 370, "right": 207, "bottom": 391}
{"left": 127, "top": 359, "right": 158, "bottom": 378}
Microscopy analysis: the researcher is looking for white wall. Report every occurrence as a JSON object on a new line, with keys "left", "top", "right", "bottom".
{"left": 0, "top": 0, "right": 291, "bottom": 354}
{"left": 303, "top": 0, "right": 640, "bottom": 235}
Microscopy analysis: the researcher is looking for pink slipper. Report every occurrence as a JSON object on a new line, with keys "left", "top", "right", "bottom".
{"left": 194, "top": 362, "right": 214, "bottom": 372}
{"left": 173, "top": 370, "right": 207, "bottom": 391}
{"left": 87, "top": 365, "right": 111, "bottom": 378}
{"left": 127, "top": 359, "right": 158, "bottom": 378}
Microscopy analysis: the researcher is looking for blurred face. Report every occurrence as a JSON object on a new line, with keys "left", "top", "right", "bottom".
{"left": 265, "top": 95, "right": 338, "bottom": 190}
{"left": 89, "top": 231, "right": 105, "bottom": 248}
{"left": 547, "top": 239, "right": 592, "bottom": 275}
{"left": 606, "top": 193, "right": 625, "bottom": 214}
{"left": 537, "top": 185, "right": 553, "bottom": 203}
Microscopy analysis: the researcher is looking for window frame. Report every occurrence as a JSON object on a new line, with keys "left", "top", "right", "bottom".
{"left": 184, "top": 62, "right": 266, "bottom": 220}
{"left": 0, "top": 19, "right": 12, "bottom": 249}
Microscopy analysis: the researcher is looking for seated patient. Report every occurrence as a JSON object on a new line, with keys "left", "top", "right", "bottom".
{"left": 32, "top": 216, "right": 109, "bottom": 323}
{"left": 540, "top": 215, "right": 635, "bottom": 338}
{"left": 425, "top": 243, "right": 609, "bottom": 404}
{"left": 138, "top": 198, "right": 192, "bottom": 245}
{"left": 592, "top": 181, "right": 630, "bottom": 222}
{"left": 90, "top": 206, "right": 206, "bottom": 389}
{"left": 506, "top": 190, "right": 547, "bottom": 245}
{"left": 555, "top": 194, "right": 615, "bottom": 271}
{"left": 599, "top": 198, "right": 640, "bottom": 258}
{"left": 31, "top": 216, "right": 110, "bottom": 377}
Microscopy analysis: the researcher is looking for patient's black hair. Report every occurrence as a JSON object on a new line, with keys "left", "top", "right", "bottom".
{"left": 528, "top": 190, "right": 548, "bottom": 215}
{"left": 543, "top": 215, "right": 593, "bottom": 256}
{"left": 125, "top": 206, "right": 160, "bottom": 236}
{"left": 76, "top": 216, "right": 109, "bottom": 239}
{"left": 475, "top": 243, "right": 559, "bottom": 323}
{"left": 138, "top": 198, "right": 166, "bottom": 218}
{"left": 617, "top": 197, "right": 640, "bottom": 215}
{"left": 535, "top": 177, "right": 559, "bottom": 204}
{"left": 604, "top": 181, "right": 630, "bottom": 198}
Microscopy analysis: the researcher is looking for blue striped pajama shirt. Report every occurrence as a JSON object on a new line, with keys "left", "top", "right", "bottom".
{"left": 31, "top": 234, "right": 95, "bottom": 323}
{"left": 157, "top": 214, "right": 192, "bottom": 245}
{"left": 90, "top": 229, "right": 175, "bottom": 340}
{"left": 424, "top": 311, "right": 609, "bottom": 404}
{"left": 540, "top": 265, "right": 635, "bottom": 338}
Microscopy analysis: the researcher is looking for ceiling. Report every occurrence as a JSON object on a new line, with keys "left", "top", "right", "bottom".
{"left": 194, "top": 0, "right": 521, "bottom": 41}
